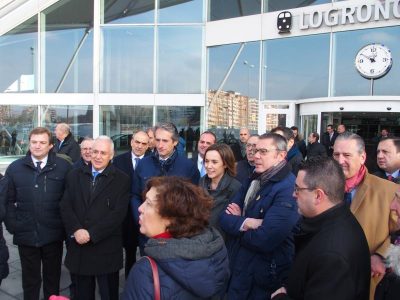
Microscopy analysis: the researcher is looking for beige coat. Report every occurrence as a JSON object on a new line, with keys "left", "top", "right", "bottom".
{"left": 351, "top": 171, "right": 398, "bottom": 300}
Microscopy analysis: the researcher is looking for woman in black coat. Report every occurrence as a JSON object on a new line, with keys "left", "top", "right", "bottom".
{"left": 0, "top": 173, "right": 9, "bottom": 285}
{"left": 199, "top": 144, "right": 241, "bottom": 237}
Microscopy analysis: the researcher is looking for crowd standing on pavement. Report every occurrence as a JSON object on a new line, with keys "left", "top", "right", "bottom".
{"left": 0, "top": 122, "right": 400, "bottom": 300}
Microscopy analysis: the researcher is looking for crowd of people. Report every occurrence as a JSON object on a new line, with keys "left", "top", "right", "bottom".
{"left": 0, "top": 122, "right": 400, "bottom": 300}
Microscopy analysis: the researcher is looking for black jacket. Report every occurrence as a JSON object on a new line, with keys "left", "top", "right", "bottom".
{"left": 54, "top": 132, "right": 80, "bottom": 163}
{"left": 60, "top": 163, "right": 130, "bottom": 275}
{"left": 321, "top": 131, "right": 338, "bottom": 157}
{"left": 373, "top": 169, "right": 400, "bottom": 184}
{"left": 235, "top": 160, "right": 254, "bottom": 185}
{"left": 5, "top": 152, "right": 72, "bottom": 247}
{"left": 273, "top": 204, "right": 370, "bottom": 300}
{"left": 306, "top": 142, "right": 327, "bottom": 160}
{"left": 0, "top": 174, "right": 9, "bottom": 281}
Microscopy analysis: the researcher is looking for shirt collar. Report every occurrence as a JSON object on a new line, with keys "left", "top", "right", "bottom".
{"left": 131, "top": 152, "right": 144, "bottom": 160}
{"left": 386, "top": 170, "right": 400, "bottom": 178}
{"left": 91, "top": 166, "right": 104, "bottom": 174}
{"left": 31, "top": 155, "right": 48, "bottom": 167}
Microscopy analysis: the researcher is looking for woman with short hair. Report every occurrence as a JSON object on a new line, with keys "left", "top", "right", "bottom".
{"left": 123, "top": 176, "right": 230, "bottom": 300}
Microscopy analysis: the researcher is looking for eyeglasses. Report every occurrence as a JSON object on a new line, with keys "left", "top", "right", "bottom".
{"left": 253, "top": 148, "right": 283, "bottom": 156}
{"left": 294, "top": 185, "right": 315, "bottom": 194}
{"left": 245, "top": 143, "right": 257, "bottom": 149}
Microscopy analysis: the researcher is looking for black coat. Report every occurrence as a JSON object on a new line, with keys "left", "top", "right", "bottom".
{"left": 54, "top": 132, "right": 80, "bottom": 163}
{"left": 321, "top": 131, "right": 338, "bottom": 157}
{"left": 235, "top": 160, "right": 254, "bottom": 185}
{"left": 306, "top": 142, "right": 327, "bottom": 160}
{"left": 60, "top": 163, "right": 130, "bottom": 275}
{"left": 373, "top": 169, "right": 400, "bottom": 184}
{"left": 0, "top": 174, "right": 9, "bottom": 281}
{"left": 5, "top": 152, "right": 72, "bottom": 246}
{"left": 274, "top": 204, "right": 371, "bottom": 300}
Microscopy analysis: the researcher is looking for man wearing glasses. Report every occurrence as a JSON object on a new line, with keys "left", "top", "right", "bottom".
{"left": 235, "top": 134, "right": 259, "bottom": 185}
{"left": 220, "top": 133, "right": 299, "bottom": 299}
{"left": 271, "top": 157, "right": 370, "bottom": 300}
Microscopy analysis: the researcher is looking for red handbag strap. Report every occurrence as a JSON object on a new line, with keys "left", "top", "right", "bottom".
{"left": 144, "top": 256, "right": 161, "bottom": 300}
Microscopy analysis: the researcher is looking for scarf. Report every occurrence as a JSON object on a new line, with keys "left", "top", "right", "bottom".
{"left": 345, "top": 164, "right": 366, "bottom": 193}
{"left": 243, "top": 160, "right": 287, "bottom": 214}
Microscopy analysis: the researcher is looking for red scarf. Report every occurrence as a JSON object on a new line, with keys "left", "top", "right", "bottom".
{"left": 153, "top": 232, "right": 172, "bottom": 239}
{"left": 345, "top": 164, "right": 366, "bottom": 192}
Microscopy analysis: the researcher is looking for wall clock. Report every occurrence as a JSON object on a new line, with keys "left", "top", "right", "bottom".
{"left": 355, "top": 43, "right": 392, "bottom": 79}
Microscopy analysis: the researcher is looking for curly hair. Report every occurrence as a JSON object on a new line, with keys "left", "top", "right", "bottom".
{"left": 142, "top": 176, "right": 213, "bottom": 238}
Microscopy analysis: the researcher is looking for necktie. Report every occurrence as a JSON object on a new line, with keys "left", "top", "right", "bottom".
{"left": 134, "top": 157, "right": 140, "bottom": 170}
{"left": 200, "top": 162, "right": 206, "bottom": 177}
{"left": 344, "top": 192, "right": 352, "bottom": 207}
{"left": 387, "top": 175, "right": 394, "bottom": 182}
{"left": 92, "top": 171, "right": 99, "bottom": 182}
{"left": 36, "top": 161, "right": 42, "bottom": 172}
{"left": 59, "top": 141, "right": 63, "bottom": 149}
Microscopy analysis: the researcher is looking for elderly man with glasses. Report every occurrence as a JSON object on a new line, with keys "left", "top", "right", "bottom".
{"left": 220, "top": 133, "right": 299, "bottom": 299}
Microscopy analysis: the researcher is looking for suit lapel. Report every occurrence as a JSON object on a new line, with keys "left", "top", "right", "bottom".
{"left": 90, "top": 172, "right": 114, "bottom": 204}
{"left": 351, "top": 173, "right": 369, "bottom": 214}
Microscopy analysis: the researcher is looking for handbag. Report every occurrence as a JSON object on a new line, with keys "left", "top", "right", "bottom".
{"left": 144, "top": 256, "right": 161, "bottom": 300}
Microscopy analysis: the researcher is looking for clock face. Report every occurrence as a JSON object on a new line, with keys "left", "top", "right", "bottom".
{"left": 355, "top": 44, "right": 392, "bottom": 79}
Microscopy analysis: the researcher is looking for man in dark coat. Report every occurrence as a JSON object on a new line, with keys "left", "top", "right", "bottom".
{"left": 72, "top": 137, "right": 94, "bottom": 169}
{"left": 131, "top": 122, "right": 200, "bottom": 251}
{"left": 220, "top": 133, "right": 299, "bottom": 299}
{"left": 374, "top": 137, "right": 400, "bottom": 183}
{"left": 113, "top": 130, "right": 149, "bottom": 278}
{"left": 60, "top": 136, "right": 130, "bottom": 300}
{"left": 53, "top": 123, "right": 80, "bottom": 163}
{"left": 230, "top": 128, "right": 250, "bottom": 162}
{"left": 5, "top": 127, "right": 72, "bottom": 300}
{"left": 321, "top": 124, "right": 338, "bottom": 157}
{"left": 235, "top": 134, "right": 259, "bottom": 185}
{"left": 272, "top": 126, "right": 303, "bottom": 176}
{"left": 191, "top": 131, "right": 216, "bottom": 177}
{"left": 306, "top": 132, "right": 327, "bottom": 159}
{"left": 271, "top": 157, "right": 371, "bottom": 300}
{"left": 0, "top": 173, "right": 9, "bottom": 286}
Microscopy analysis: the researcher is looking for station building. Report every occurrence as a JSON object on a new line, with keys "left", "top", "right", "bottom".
{"left": 0, "top": 0, "right": 399, "bottom": 159}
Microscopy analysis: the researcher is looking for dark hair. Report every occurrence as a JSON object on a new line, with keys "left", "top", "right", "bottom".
{"left": 204, "top": 143, "right": 236, "bottom": 177}
{"left": 259, "top": 132, "right": 287, "bottom": 151}
{"left": 200, "top": 131, "right": 217, "bottom": 143}
{"left": 311, "top": 132, "right": 320, "bottom": 141}
{"left": 379, "top": 137, "right": 400, "bottom": 153}
{"left": 271, "top": 126, "right": 294, "bottom": 141}
{"left": 155, "top": 122, "right": 179, "bottom": 142}
{"left": 290, "top": 126, "right": 298, "bottom": 131}
{"left": 299, "top": 157, "right": 345, "bottom": 204}
{"left": 143, "top": 176, "right": 212, "bottom": 238}
{"left": 29, "top": 127, "right": 53, "bottom": 144}
{"left": 327, "top": 124, "right": 333, "bottom": 129}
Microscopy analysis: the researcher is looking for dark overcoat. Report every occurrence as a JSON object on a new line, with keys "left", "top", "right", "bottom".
{"left": 60, "top": 163, "right": 130, "bottom": 275}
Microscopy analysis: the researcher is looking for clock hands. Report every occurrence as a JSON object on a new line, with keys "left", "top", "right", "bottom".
{"left": 360, "top": 53, "right": 377, "bottom": 63}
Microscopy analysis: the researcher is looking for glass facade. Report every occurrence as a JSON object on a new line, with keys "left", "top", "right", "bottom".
{"left": 0, "top": 105, "right": 38, "bottom": 156}
{"left": 42, "top": 0, "right": 93, "bottom": 93}
{"left": 159, "top": 0, "right": 203, "bottom": 23}
{"left": 208, "top": 42, "right": 260, "bottom": 131}
{"left": 102, "top": 0, "right": 155, "bottom": 24}
{"left": 208, "top": 0, "right": 261, "bottom": 21}
{"left": 332, "top": 26, "right": 400, "bottom": 96}
{"left": 0, "top": 16, "right": 38, "bottom": 93}
{"left": 264, "top": 0, "right": 330, "bottom": 13}
{"left": 263, "top": 34, "right": 330, "bottom": 100}
{"left": 101, "top": 26, "right": 154, "bottom": 93}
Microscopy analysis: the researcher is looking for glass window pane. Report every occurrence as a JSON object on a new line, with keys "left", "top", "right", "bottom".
{"left": 332, "top": 26, "right": 400, "bottom": 96}
{"left": 0, "top": 105, "right": 38, "bottom": 157}
{"left": 157, "top": 26, "right": 202, "bottom": 93}
{"left": 41, "top": 105, "right": 93, "bottom": 142}
{"left": 158, "top": 0, "right": 203, "bottom": 23}
{"left": 101, "top": 27, "right": 154, "bottom": 93}
{"left": 0, "top": 16, "right": 37, "bottom": 93}
{"left": 266, "top": 114, "right": 286, "bottom": 131}
{"left": 156, "top": 106, "right": 201, "bottom": 154}
{"left": 264, "top": 0, "right": 331, "bottom": 13}
{"left": 102, "top": 0, "right": 155, "bottom": 24}
{"left": 100, "top": 105, "right": 153, "bottom": 155}
{"left": 208, "top": 42, "right": 259, "bottom": 131}
{"left": 302, "top": 114, "right": 318, "bottom": 144}
{"left": 42, "top": 0, "right": 93, "bottom": 93}
{"left": 208, "top": 0, "right": 261, "bottom": 21}
{"left": 263, "top": 34, "right": 330, "bottom": 100}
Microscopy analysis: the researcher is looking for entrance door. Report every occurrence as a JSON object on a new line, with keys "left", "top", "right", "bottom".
{"left": 321, "top": 112, "right": 400, "bottom": 172}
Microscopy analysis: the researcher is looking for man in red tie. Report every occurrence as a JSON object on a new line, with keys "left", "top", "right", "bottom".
{"left": 374, "top": 137, "right": 400, "bottom": 184}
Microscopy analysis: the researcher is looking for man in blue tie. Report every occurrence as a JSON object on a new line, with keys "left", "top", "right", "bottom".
{"left": 191, "top": 131, "right": 216, "bottom": 177}
{"left": 374, "top": 137, "right": 400, "bottom": 184}
{"left": 4, "top": 127, "right": 72, "bottom": 300}
{"left": 60, "top": 136, "right": 130, "bottom": 300}
{"left": 113, "top": 130, "right": 149, "bottom": 278}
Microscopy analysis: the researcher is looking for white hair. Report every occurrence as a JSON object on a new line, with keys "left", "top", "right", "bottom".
{"left": 95, "top": 135, "right": 114, "bottom": 153}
